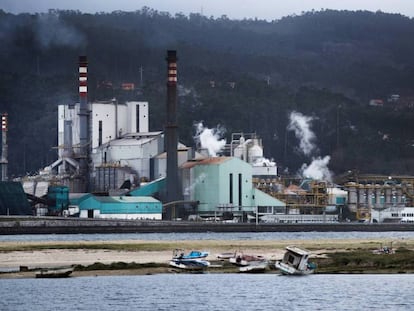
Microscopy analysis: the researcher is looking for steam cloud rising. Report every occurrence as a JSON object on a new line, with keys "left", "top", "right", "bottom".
{"left": 193, "top": 122, "right": 226, "bottom": 157}
{"left": 287, "top": 111, "right": 332, "bottom": 181}
{"left": 288, "top": 111, "right": 317, "bottom": 156}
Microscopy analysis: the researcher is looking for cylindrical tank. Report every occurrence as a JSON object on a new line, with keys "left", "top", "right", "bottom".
{"left": 358, "top": 184, "right": 367, "bottom": 207}
{"left": 375, "top": 184, "right": 382, "bottom": 208}
{"left": 396, "top": 185, "right": 403, "bottom": 205}
{"left": 367, "top": 184, "right": 374, "bottom": 208}
{"left": 248, "top": 139, "right": 263, "bottom": 164}
{"left": 233, "top": 144, "right": 245, "bottom": 160}
{"left": 347, "top": 182, "right": 357, "bottom": 212}
{"left": 384, "top": 185, "right": 392, "bottom": 205}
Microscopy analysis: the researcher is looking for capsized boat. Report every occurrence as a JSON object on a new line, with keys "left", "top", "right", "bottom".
{"left": 274, "top": 246, "right": 316, "bottom": 275}
{"left": 35, "top": 267, "right": 74, "bottom": 278}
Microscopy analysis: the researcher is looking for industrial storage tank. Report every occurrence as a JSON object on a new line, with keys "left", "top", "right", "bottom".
{"left": 248, "top": 139, "right": 263, "bottom": 164}
{"left": 233, "top": 136, "right": 247, "bottom": 161}
{"left": 346, "top": 182, "right": 357, "bottom": 212}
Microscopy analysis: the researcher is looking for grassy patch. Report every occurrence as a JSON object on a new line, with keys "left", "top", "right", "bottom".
{"left": 74, "top": 261, "right": 169, "bottom": 271}
{"left": 314, "top": 248, "right": 414, "bottom": 273}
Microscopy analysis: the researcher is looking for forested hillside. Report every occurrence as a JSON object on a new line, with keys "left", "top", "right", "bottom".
{"left": 1, "top": 8, "right": 414, "bottom": 178}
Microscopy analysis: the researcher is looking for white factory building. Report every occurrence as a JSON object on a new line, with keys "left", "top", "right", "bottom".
{"left": 55, "top": 99, "right": 193, "bottom": 192}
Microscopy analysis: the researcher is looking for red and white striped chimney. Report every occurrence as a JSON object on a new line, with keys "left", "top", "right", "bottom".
{"left": 79, "top": 56, "right": 88, "bottom": 98}
{"left": 1, "top": 113, "right": 8, "bottom": 181}
{"left": 165, "top": 50, "right": 181, "bottom": 215}
{"left": 78, "top": 56, "right": 89, "bottom": 191}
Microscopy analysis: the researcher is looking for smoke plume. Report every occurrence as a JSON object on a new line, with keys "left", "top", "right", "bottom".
{"left": 288, "top": 111, "right": 317, "bottom": 156}
{"left": 193, "top": 122, "right": 226, "bottom": 157}
{"left": 300, "top": 156, "right": 332, "bottom": 182}
{"left": 287, "top": 111, "right": 332, "bottom": 181}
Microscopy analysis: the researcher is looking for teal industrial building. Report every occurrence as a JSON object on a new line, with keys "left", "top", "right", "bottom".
{"left": 182, "top": 157, "right": 285, "bottom": 220}
{"left": 77, "top": 195, "right": 162, "bottom": 220}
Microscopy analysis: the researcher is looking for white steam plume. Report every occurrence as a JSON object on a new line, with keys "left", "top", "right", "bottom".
{"left": 194, "top": 122, "right": 226, "bottom": 157}
{"left": 288, "top": 111, "right": 317, "bottom": 156}
{"left": 300, "top": 156, "right": 332, "bottom": 182}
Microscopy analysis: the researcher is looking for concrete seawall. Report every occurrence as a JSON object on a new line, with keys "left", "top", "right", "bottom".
{"left": 0, "top": 216, "right": 413, "bottom": 234}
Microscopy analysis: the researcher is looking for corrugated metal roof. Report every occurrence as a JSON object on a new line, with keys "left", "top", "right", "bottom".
{"left": 98, "top": 132, "right": 163, "bottom": 148}
{"left": 181, "top": 157, "right": 231, "bottom": 169}
{"left": 108, "top": 137, "right": 154, "bottom": 147}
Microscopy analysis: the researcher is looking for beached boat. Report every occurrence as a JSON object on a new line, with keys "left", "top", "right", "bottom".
{"left": 35, "top": 267, "right": 74, "bottom": 278}
{"left": 216, "top": 252, "right": 236, "bottom": 260}
{"left": 169, "top": 249, "right": 210, "bottom": 271}
{"left": 229, "top": 252, "right": 266, "bottom": 267}
{"left": 274, "top": 246, "right": 316, "bottom": 275}
{"left": 239, "top": 260, "right": 268, "bottom": 273}
{"left": 169, "top": 258, "right": 210, "bottom": 271}
{"left": 172, "top": 249, "right": 209, "bottom": 260}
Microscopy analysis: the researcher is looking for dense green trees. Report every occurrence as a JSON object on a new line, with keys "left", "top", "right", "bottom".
{"left": 0, "top": 9, "right": 414, "bottom": 178}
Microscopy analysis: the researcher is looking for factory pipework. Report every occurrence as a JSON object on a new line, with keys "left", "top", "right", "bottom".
{"left": 1, "top": 113, "right": 8, "bottom": 181}
{"left": 165, "top": 50, "right": 181, "bottom": 217}
{"left": 78, "top": 56, "right": 90, "bottom": 191}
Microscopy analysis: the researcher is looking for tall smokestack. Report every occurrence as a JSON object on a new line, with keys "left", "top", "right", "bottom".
{"left": 78, "top": 56, "right": 89, "bottom": 191}
{"left": 165, "top": 50, "right": 181, "bottom": 215}
{"left": 1, "top": 113, "right": 8, "bottom": 181}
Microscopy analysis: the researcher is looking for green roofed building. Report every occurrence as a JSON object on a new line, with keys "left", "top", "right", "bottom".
{"left": 78, "top": 195, "right": 162, "bottom": 220}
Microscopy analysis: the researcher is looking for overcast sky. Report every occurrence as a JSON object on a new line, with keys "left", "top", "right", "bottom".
{"left": 2, "top": 0, "right": 414, "bottom": 20}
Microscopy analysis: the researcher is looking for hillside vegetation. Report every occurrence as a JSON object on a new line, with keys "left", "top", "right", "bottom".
{"left": 1, "top": 8, "right": 414, "bottom": 178}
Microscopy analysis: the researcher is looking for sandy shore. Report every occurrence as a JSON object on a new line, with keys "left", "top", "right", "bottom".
{"left": 1, "top": 237, "right": 412, "bottom": 278}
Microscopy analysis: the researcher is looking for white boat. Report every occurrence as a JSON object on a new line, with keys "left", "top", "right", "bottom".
{"left": 239, "top": 261, "right": 268, "bottom": 273}
{"left": 275, "top": 246, "right": 316, "bottom": 275}
{"left": 216, "top": 252, "right": 236, "bottom": 260}
{"left": 172, "top": 249, "right": 209, "bottom": 260}
{"left": 229, "top": 252, "right": 266, "bottom": 267}
{"left": 169, "top": 249, "right": 210, "bottom": 271}
{"left": 35, "top": 267, "right": 74, "bottom": 278}
{"left": 169, "top": 259, "right": 210, "bottom": 271}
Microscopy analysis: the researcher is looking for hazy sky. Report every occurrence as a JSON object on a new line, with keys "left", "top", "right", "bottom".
{"left": 2, "top": 0, "right": 414, "bottom": 20}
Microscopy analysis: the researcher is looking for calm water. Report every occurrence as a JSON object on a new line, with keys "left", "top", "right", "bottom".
{"left": 1, "top": 274, "right": 413, "bottom": 311}
{"left": 1, "top": 231, "right": 414, "bottom": 242}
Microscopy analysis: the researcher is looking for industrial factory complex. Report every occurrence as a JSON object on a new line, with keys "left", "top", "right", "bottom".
{"left": 1, "top": 51, "right": 414, "bottom": 225}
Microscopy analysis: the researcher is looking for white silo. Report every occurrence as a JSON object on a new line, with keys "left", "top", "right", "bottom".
{"left": 248, "top": 138, "right": 263, "bottom": 164}
{"left": 233, "top": 136, "right": 247, "bottom": 161}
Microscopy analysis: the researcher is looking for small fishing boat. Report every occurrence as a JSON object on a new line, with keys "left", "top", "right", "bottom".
{"left": 229, "top": 252, "right": 266, "bottom": 267}
{"left": 35, "top": 267, "right": 74, "bottom": 278}
{"left": 172, "top": 249, "right": 209, "bottom": 260}
{"left": 169, "top": 258, "right": 210, "bottom": 271}
{"left": 216, "top": 252, "right": 236, "bottom": 260}
{"left": 274, "top": 246, "right": 316, "bottom": 275}
{"left": 169, "top": 249, "right": 210, "bottom": 271}
{"left": 239, "top": 260, "right": 268, "bottom": 273}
